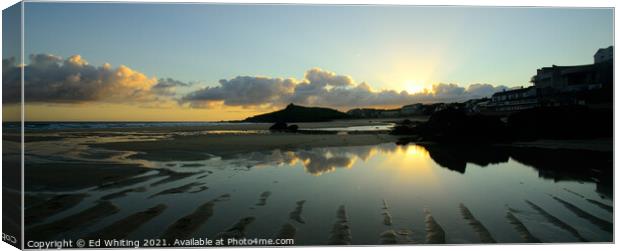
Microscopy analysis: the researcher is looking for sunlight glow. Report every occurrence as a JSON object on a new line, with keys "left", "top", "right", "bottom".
{"left": 404, "top": 144, "right": 431, "bottom": 158}
{"left": 404, "top": 79, "right": 433, "bottom": 94}
{"left": 381, "top": 145, "right": 436, "bottom": 179}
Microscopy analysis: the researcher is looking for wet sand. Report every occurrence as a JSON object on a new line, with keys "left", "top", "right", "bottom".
{"left": 25, "top": 194, "right": 88, "bottom": 225}
{"left": 586, "top": 199, "right": 613, "bottom": 213}
{"left": 214, "top": 217, "right": 256, "bottom": 241}
{"left": 161, "top": 194, "right": 231, "bottom": 241}
{"left": 149, "top": 182, "right": 208, "bottom": 198}
{"left": 101, "top": 187, "right": 147, "bottom": 200}
{"left": 328, "top": 205, "right": 352, "bottom": 245}
{"left": 26, "top": 162, "right": 149, "bottom": 192}
{"left": 563, "top": 188, "right": 586, "bottom": 198}
{"left": 27, "top": 201, "right": 120, "bottom": 241}
{"left": 288, "top": 200, "right": 306, "bottom": 224}
{"left": 255, "top": 191, "right": 272, "bottom": 206}
{"left": 89, "top": 204, "right": 167, "bottom": 239}
{"left": 93, "top": 169, "right": 199, "bottom": 193}
{"left": 95, "top": 133, "right": 397, "bottom": 161}
{"left": 459, "top": 203, "right": 496, "bottom": 243}
{"left": 551, "top": 196, "right": 612, "bottom": 233}
{"left": 423, "top": 209, "right": 445, "bottom": 244}
{"left": 379, "top": 229, "right": 415, "bottom": 244}
{"left": 505, "top": 210, "right": 541, "bottom": 243}
{"left": 23, "top": 119, "right": 611, "bottom": 195}
{"left": 19, "top": 118, "right": 613, "bottom": 245}
{"left": 379, "top": 230, "right": 399, "bottom": 244}
{"left": 274, "top": 223, "right": 297, "bottom": 240}
{"left": 382, "top": 211, "right": 393, "bottom": 226}
{"left": 95, "top": 173, "right": 160, "bottom": 191}
{"left": 150, "top": 170, "right": 201, "bottom": 187}
{"left": 25, "top": 193, "right": 54, "bottom": 209}
{"left": 525, "top": 200, "right": 587, "bottom": 242}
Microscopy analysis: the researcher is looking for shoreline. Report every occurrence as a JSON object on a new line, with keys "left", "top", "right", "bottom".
{"left": 93, "top": 133, "right": 399, "bottom": 161}
{"left": 11, "top": 118, "right": 428, "bottom": 133}
{"left": 19, "top": 130, "right": 610, "bottom": 192}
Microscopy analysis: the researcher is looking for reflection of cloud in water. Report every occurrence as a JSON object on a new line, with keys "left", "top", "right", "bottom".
{"left": 229, "top": 143, "right": 611, "bottom": 199}
{"left": 296, "top": 150, "right": 353, "bottom": 175}
{"left": 230, "top": 144, "right": 401, "bottom": 176}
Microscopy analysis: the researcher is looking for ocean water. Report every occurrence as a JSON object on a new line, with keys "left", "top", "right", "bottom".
{"left": 5, "top": 122, "right": 253, "bottom": 131}
{"left": 21, "top": 133, "right": 613, "bottom": 245}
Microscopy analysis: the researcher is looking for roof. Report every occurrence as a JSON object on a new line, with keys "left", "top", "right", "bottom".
{"left": 538, "top": 63, "right": 595, "bottom": 72}
{"left": 595, "top": 46, "right": 613, "bottom": 54}
{"left": 492, "top": 86, "right": 534, "bottom": 97}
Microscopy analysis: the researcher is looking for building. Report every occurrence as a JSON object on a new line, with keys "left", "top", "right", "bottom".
{"left": 480, "top": 87, "right": 538, "bottom": 113}
{"left": 594, "top": 46, "right": 613, "bottom": 63}
{"left": 482, "top": 46, "right": 613, "bottom": 114}
{"left": 532, "top": 63, "right": 610, "bottom": 95}
{"left": 401, "top": 103, "right": 425, "bottom": 115}
{"left": 531, "top": 46, "right": 613, "bottom": 106}
{"left": 346, "top": 108, "right": 402, "bottom": 118}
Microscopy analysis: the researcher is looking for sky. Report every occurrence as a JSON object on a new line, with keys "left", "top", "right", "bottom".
{"left": 2, "top": 2, "right": 614, "bottom": 121}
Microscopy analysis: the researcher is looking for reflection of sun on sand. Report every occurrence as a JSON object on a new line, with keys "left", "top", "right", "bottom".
{"left": 379, "top": 144, "right": 440, "bottom": 184}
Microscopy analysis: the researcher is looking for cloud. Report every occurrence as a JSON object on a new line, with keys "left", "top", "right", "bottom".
{"left": 2, "top": 57, "right": 21, "bottom": 104}
{"left": 5, "top": 54, "right": 509, "bottom": 110}
{"left": 227, "top": 144, "right": 401, "bottom": 176}
{"left": 304, "top": 67, "right": 354, "bottom": 87}
{"left": 181, "top": 76, "right": 296, "bottom": 108}
{"left": 181, "top": 68, "right": 509, "bottom": 109}
{"left": 465, "top": 83, "right": 510, "bottom": 98}
{"left": 2, "top": 54, "right": 188, "bottom": 104}
{"left": 152, "top": 78, "right": 193, "bottom": 96}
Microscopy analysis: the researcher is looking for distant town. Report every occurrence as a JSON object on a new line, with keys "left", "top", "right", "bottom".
{"left": 346, "top": 46, "right": 613, "bottom": 118}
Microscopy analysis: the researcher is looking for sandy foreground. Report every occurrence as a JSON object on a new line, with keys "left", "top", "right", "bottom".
{"left": 13, "top": 120, "right": 402, "bottom": 192}
{"left": 12, "top": 118, "right": 611, "bottom": 193}
{"left": 13, "top": 119, "right": 613, "bottom": 242}
{"left": 95, "top": 133, "right": 399, "bottom": 161}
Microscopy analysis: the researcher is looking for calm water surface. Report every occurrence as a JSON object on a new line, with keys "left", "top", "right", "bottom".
{"left": 23, "top": 134, "right": 613, "bottom": 244}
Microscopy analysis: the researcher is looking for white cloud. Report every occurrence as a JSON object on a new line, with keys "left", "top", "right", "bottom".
{"left": 3, "top": 54, "right": 189, "bottom": 105}
{"left": 4, "top": 55, "right": 510, "bottom": 110}
{"left": 182, "top": 68, "right": 509, "bottom": 109}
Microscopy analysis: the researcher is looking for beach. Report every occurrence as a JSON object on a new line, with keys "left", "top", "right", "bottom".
{"left": 13, "top": 119, "right": 613, "bottom": 244}
{"left": 13, "top": 118, "right": 613, "bottom": 192}
{"left": 12, "top": 120, "right": 400, "bottom": 191}
{"left": 96, "top": 133, "right": 399, "bottom": 161}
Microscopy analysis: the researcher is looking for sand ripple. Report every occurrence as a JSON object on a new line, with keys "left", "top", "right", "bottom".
{"left": 328, "top": 205, "right": 352, "bottom": 245}
{"left": 423, "top": 208, "right": 445, "bottom": 244}
{"left": 459, "top": 203, "right": 496, "bottom": 243}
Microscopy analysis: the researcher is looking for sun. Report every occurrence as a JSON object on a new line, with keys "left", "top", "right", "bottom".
{"left": 403, "top": 79, "right": 431, "bottom": 94}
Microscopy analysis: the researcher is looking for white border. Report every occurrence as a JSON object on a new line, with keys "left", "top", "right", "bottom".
{"left": 0, "top": 1, "right": 617, "bottom": 251}
{"left": 8, "top": 0, "right": 620, "bottom": 8}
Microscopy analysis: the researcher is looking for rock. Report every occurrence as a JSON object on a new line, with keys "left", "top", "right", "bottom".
{"left": 269, "top": 122, "right": 289, "bottom": 131}
{"left": 400, "top": 119, "right": 413, "bottom": 125}
{"left": 269, "top": 122, "right": 299, "bottom": 132}
{"left": 399, "top": 108, "right": 508, "bottom": 143}
{"left": 287, "top": 124, "right": 299, "bottom": 132}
